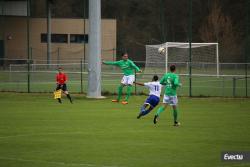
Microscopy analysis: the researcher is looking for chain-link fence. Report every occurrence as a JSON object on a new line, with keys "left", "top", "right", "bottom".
{"left": 0, "top": 58, "right": 249, "bottom": 97}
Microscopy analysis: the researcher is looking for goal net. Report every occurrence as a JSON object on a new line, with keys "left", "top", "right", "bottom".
{"left": 145, "top": 42, "right": 219, "bottom": 75}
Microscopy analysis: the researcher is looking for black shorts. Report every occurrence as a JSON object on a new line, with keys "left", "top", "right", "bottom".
{"left": 56, "top": 84, "right": 67, "bottom": 91}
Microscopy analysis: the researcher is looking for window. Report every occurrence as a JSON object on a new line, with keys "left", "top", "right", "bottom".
{"left": 41, "top": 34, "right": 47, "bottom": 43}
{"left": 51, "top": 34, "right": 68, "bottom": 43}
{"left": 41, "top": 34, "right": 68, "bottom": 43}
{"left": 70, "top": 34, "right": 88, "bottom": 43}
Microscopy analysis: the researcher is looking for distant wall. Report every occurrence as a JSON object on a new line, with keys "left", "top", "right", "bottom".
{"left": 2, "top": 17, "right": 116, "bottom": 62}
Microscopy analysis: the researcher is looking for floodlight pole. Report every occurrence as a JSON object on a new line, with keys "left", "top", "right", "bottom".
{"left": 47, "top": 0, "right": 51, "bottom": 65}
{"left": 87, "top": 0, "right": 102, "bottom": 98}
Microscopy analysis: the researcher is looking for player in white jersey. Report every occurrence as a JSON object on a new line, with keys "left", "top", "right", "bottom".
{"left": 134, "top": 75, "right": 162, "bottom": 119}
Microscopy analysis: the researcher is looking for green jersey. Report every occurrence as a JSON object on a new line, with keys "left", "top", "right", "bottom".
{"left": 103, "top": 59, "right": 140, "bottom": 76}
{"left": 160, "top": 72, "right": 181, "bottom": 96}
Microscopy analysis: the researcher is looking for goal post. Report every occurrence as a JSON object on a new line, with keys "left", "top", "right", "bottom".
{"left": 165, "top": 42, "right": 168, "bottom": 72}
{"left": 216, "top": 43, "right": 219, "bottom": 77}
{"left": 145, "top": 42, "right": 219, "bottom": 76}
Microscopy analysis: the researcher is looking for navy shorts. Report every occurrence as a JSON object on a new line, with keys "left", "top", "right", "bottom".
{"left": 145, "top": 95, "right": 160, "bottom": 108}
{"left": 56, "top": 84, "right": 67, "bottom": 91}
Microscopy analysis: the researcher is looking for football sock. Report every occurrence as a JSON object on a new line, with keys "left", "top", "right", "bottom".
{"left": 66, "top": 94, "right": 72, "bottom": 103}
{"left": 117, "top": 85, "right": 123, "bottom": 101}
{"left": 140, "top": 105, "right": 146, "bottom": 115}
{"left": 125, "top": 85, "right": 132, "bottom": 102}
{"left": 140, "top": 105, "right": 153, "bottom": 116}
{"left": 57, "top": 98, "right": 62, "bottom": 103}
{"left": 172, "top": 109, "right": 178, "bottom": 123}
{"left": 156, "top": 106, "right": 165, "bottom": 116}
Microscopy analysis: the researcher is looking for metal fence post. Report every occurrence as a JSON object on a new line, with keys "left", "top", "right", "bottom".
{"left": 112, "top": 48, "right": 115, "bottom": 61}
{"left": 27, "top": 58, "right": 30, "bottom": 93}
{"left": 30, "top": 47, "right": 33, "bottom": 61}
{"left": 83, "top": 0, "right": 86, "bottom": 72}
{"left": 186, "top": 62, "right": 189, "bottom": 74}
{"left": 57, "top": 47, "right": 60, "bottom": 65}
{"left": 222, "top": 76, "right": 224, "bottom": 96}
{"left": 47, "top": 0, "right": 51, "bottom": 65}
{"left": 80, "top": 58, "right": 83, "bottom": 93}
{"left": 188, "top": 0, "right": 193, "bottom": 97}
{"left": 233, "top": 77, "right": 236, "bottom": 97}
{"left": 112, "top": 48, "right": 116, "bottom": 71}
{"left": 245, "top": 0, "right": 249, "bottom": 97}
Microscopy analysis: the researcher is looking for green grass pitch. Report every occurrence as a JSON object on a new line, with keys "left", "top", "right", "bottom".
{"left": 0, "top": 93, "right": 250, "bottom": 167}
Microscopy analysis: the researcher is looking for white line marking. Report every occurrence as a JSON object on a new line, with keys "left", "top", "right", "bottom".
{"left": 0, "top": 131, "right": 85, "bottom": 139}
{"left": 0, "top": 156, "right": 119, "bottom": 167}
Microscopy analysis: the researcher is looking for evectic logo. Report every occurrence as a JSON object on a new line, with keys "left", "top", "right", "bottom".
{"left": 221, "top": 152, "right": 250, "bottom": 162}
{"left": 224, "top": 153, "right": 243, "bottom": 160}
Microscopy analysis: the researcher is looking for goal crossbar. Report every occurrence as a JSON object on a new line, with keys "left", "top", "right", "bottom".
{"left": 146, "top": 42, "right": 218, "bottom": 49}
{"left": 145, "top": 42, "right": 219, "bottom": 76}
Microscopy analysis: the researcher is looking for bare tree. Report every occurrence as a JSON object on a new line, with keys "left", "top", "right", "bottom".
{"left": 199, "top": 0, "right": 242, "bottom": 62}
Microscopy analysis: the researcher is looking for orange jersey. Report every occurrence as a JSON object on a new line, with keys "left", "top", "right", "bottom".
{"left": 56, "top": 73, "right": 67, "bottom": 84}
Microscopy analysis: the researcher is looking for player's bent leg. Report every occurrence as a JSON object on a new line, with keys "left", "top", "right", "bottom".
{"left": 144, "top": 105, "right": 154, "bottom": 115}
{"left": 154, "top": 104, "right": 167, "bottom": 124}
{"left": 137, "top": 104, "right": 153, "bottom": 119}
{"left": 112, "top": 84, "right": 125, "bottom": 102}
{"left": 156, "top": 104, "right": 167, "bottom": 116}
{"left": 123, "top": 84, "right": 132, "bottom": 104}
{"left": 137, "top": 105, "right": 146, "bottom": 119}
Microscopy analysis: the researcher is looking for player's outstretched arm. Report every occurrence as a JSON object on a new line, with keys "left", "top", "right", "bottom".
{"left": 134, "top": 82, "right": 145, "bottom": 86}
{"left": 130, "top": 61, "right": 141, "bottom": 72}
{"left": 102, "top": 60, "right": 120, "bottom": 66}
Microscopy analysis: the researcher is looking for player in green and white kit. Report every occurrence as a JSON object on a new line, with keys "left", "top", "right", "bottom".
{"left": 154, "top": 64, "right": 182, "bottom": 126}
{"left": 103, "top": 53, "right": 141, "bottom": 104}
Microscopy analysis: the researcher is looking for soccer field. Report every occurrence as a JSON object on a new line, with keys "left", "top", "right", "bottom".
{"left": 0, "top": 93, "right": 250, "bottom": 167}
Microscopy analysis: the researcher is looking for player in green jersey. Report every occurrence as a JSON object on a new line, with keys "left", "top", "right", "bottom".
{"left": 102, "top": 53, "right": 142, "bottom": 104}
{"left": 154, "top": 64, "right": 182, "bottom": 126}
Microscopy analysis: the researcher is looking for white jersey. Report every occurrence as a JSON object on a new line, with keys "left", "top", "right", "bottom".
{"left": 144, "top": 81, "right": 162, "bottom": 98}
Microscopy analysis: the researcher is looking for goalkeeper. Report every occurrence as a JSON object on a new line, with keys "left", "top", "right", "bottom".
{"left": 55, "top": 67, "right": 73, "bottom": 104}
{"left": 102, "top": 53, "right": 142, "bottom": 104}
{"left": 154, "top": 64, "right": 181, "bottom": 126}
